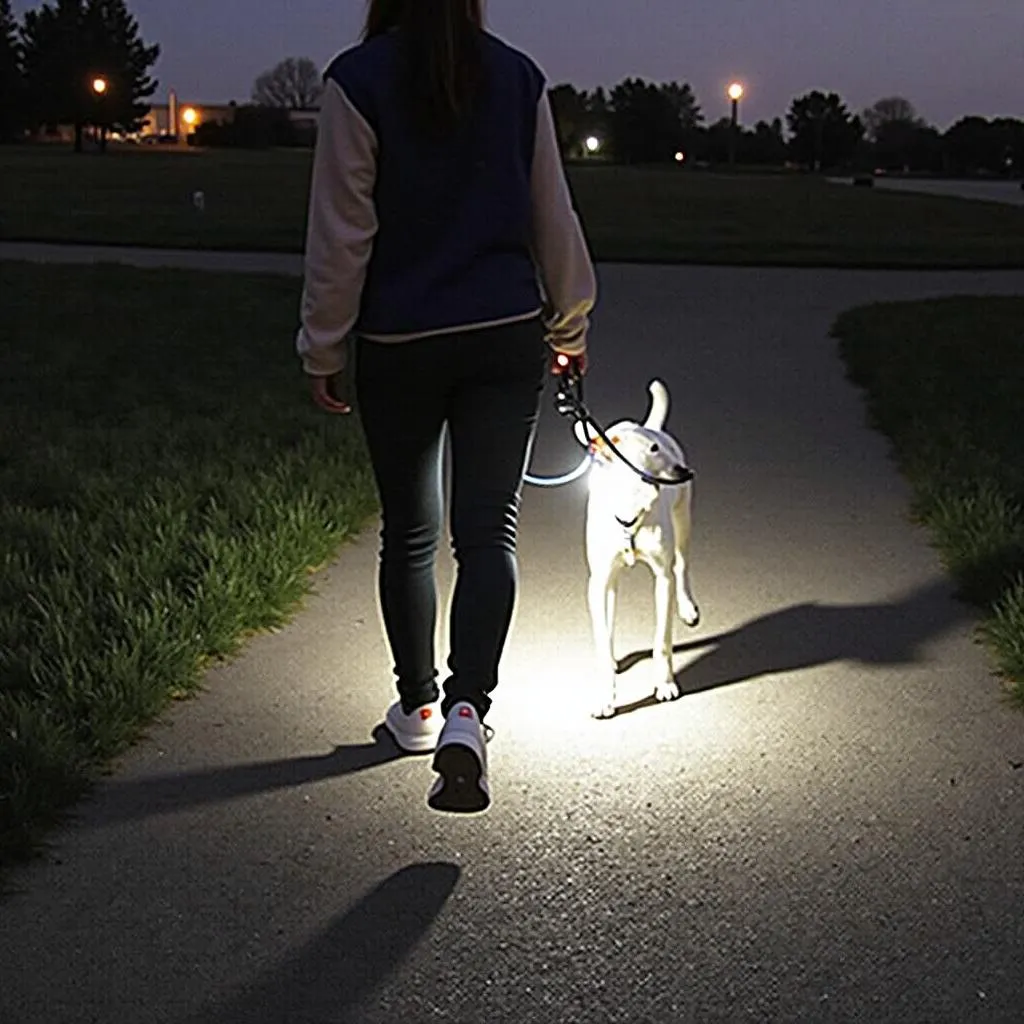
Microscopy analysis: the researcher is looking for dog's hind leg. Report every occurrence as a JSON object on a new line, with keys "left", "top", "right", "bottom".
{"left": 653, "top": 570, "right": 680, "bottom": 703}
{"left": 587, "top": 565, "right": 620, "bottom": 719}
{"left": 671, "top": 490, "right": 700, "bottom": 627}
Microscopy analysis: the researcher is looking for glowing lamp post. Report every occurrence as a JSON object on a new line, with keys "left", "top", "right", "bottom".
{"left": 727, "top": 82, "right": 744, "bottom": 167}
{"left": 585, "top": 135, "right": 601, "bottom": 157}
{"left": 89, "top": 76, "right": 111, "bottom": 152}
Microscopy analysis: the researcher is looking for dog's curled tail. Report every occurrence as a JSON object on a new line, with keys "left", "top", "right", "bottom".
{"left": 643, "top": 379, "right": 670, "bottom": 432}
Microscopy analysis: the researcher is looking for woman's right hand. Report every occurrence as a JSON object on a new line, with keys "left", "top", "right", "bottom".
{"left": 551, "top": 351, "right": 587, "bottom": 378}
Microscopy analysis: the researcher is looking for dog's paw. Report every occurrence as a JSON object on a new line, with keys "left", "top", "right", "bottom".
{"left": 679, "top": 601, "right": 701, "bottom": 627}
{"left": 590, "top": 701, "right": 618, "bottom": 720}
{"left": 655, "top": 681, "right": 680, "bottom": 703}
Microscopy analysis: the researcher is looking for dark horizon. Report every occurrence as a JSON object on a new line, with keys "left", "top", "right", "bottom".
{"left": 10, "top": 0, "right": 1024, "bottom": 131}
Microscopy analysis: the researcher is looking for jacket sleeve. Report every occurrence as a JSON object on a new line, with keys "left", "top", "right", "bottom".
{"left": 530, "top": 89, "right": 598, "bottom": 357}
{"left": 295, "top": 77, "right": 379, "bottom": 376}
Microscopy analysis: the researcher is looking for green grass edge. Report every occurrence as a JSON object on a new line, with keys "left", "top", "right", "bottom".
{"left": 0, "top": 260, "right": 384, "bottom": 881}
{"left": 1, "top": 501, "right": 382, "bottom": 878}
{"left": 832, "top": 295, "right": 1024, "bottom": 711}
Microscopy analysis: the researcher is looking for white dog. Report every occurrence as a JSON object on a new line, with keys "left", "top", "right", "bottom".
{"left": 575, "top": 380, "right": 700, "bottom": 719}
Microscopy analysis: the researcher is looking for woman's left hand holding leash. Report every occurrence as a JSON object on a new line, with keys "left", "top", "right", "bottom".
{"left": 310, "top": 374, "right": 352, "bottom": 415}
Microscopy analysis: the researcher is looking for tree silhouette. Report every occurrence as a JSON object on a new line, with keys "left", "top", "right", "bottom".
{"left": 943, "top": 116, "right": 1024, "bottom": 176}
{"left": 749, "top": 118, "right": 788, "bottom": 165}
{"left": 252, "top": 57, "right": 323, "bottom": 110}
{"left": 548, "top": 83, "right": 589, "bottom": 158}
{"left": 697, "top": 116, "right": 734, "bottom": 163}
{"left": 608, "top": 78, "right": 687, "bottom": 163}
{"left": 862, "top": 96, "right": 923, "bottom": 140}
{"left": 786, "top": 90, "right": 864, "bottom": 171}
{"left": 585, "top": 86, "right": 612, "bottom": 151}
{"left": 549, "top": 81, "right": 693, "bottom": 163}
{"left": 20, "top": 0, "right": 158, "bottom": 152}
{"left": 83, "top": 0, "right": 159, "bottom": 149}
{"left": 0, "top": 0, "right": 24, "bottom": 142}
{"left": 991, "top": 118, "right": 1024, "bottom": 177}
{"left": 660, "top": 81, "right": 702, "bottom": 128}
{"left": 21, "top": 0, "right": 85, "bottom": 148}
{"left": 862, "top": 96, "right": 929, "bottom": 171}
{"left": 944, "top": 116, "right": 1000, "bottom": 175}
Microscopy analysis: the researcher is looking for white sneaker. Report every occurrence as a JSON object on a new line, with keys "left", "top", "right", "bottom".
{"left": 427, "top": 702, "right": 490, "bottom": 814}
{"left": 383, "top": 700, "right": 443, "bottom": 755}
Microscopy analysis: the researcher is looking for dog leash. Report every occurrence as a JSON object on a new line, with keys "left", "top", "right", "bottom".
{"left": 523, "top": 355, "right": 696, "bottom": 489}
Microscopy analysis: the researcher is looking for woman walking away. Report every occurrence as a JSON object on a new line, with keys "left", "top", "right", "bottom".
{"left": 295, "top": 0, "right": 597, "bottom": 814}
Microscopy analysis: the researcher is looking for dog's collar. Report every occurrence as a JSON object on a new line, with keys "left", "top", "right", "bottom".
{"left": 616, "top": 515, "right": 641, "bottom": 566}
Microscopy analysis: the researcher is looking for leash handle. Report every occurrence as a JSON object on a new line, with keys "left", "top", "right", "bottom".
{"left": 554, "top": 355, "right": 585, "bottom": 419}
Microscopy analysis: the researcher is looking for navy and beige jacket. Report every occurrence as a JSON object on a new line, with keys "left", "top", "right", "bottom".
{"left": 296, "top": 28, "right": 598, "bottom": 376}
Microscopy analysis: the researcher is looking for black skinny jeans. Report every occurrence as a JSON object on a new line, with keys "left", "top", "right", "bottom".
{"left": 354, "top": 316, "right": 548, "bottom": 722}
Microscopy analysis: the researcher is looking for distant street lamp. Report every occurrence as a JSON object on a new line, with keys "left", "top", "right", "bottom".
{"left": 727, "top": 82, "right": 744, "bottom": 167}
{"left": 181, "top": 107, "right": 199, "bottom": 133}
{"left": 585, "top": 135, "right": 601, "bottom": 156}
{"left": 90, "top": 76, "right": 111, "bottom": 153}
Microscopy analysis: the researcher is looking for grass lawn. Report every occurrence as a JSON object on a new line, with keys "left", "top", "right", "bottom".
{"left": 833, "top": 296, "right": 1024, "bottom": 706}
{"left": 0, "top": 260, "right": 378, "bottom": 870}
{"left": 4, "top": 144, "right": 1024, "bottom": 267}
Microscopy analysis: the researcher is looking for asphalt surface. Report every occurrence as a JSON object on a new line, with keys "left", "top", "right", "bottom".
{"left": 2, "top": 243, "right": 1024, "bottom": 1023}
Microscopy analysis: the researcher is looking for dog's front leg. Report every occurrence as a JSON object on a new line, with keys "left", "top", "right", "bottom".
{"left": 587, "top": 566, "right": 619, "bottom": 719}
{"left": 671, "top": 491, "right": 700, "bottom": 627}
{"left": 652, "top": 571, "right": 680, "bottom": 703}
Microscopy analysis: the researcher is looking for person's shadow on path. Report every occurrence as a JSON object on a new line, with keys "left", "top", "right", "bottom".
{"left": 178, "top": 861, "right": 461, "bottom": 1024}
{"left": 615, "top": 576, "right": 972, "bottom": 714}
{"left": 79, "top": 724, "right": 407, "bottom": 829}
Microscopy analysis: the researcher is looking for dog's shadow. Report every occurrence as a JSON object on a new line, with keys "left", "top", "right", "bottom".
{"left": 612, "top": 576, "right": 971, "bottom": 716}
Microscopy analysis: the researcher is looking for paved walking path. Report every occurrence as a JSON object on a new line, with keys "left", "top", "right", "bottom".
{"left": 2, "top": 243, "right": 1023, "bottom": 1023}
{"left": 828, "top": 175, "right": 1024, "bottom": 206}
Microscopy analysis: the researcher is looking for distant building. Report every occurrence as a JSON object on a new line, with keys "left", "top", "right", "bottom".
{"left": 32, "top": 89, "right": 320, "bottom": 145}
{"left": 144, "top": 91, "right": 320, "bottom": 141}
{"left": 143, "top": 94, "right": 239, "bottom": 139}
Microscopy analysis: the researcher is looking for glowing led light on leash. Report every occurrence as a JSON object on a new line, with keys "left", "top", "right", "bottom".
{"left": 522, "top": 454, "right": 593, "bottom": 488}
{"left": 522, "top": 354, "right": 594, "bottom": 488}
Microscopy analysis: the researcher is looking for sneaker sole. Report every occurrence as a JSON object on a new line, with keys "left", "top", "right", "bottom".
{"left": 428, "top": 743, "right": 489, "bottom": 814}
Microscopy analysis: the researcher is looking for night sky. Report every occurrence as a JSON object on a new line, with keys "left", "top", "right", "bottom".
{"left": 13, "top": 0, "right": 1023, "bottom": 129}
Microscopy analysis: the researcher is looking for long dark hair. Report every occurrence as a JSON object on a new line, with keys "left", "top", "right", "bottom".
{"left": 363, "top": 0, "right": 486, "bottom": 139}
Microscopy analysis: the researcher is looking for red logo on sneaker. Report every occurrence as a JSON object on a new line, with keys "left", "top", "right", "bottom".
{"left": 419, "top": 708, "right": 433, "bottom": 722}
{"left": 458, "top": 707, "right": 474, "bottom": 718}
